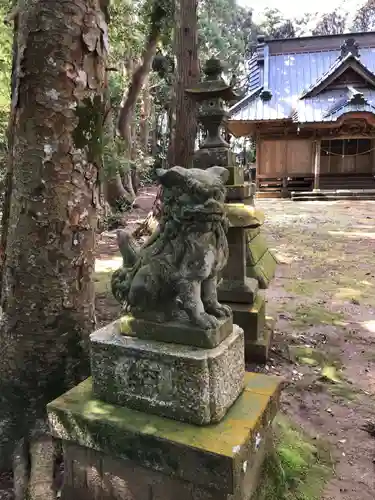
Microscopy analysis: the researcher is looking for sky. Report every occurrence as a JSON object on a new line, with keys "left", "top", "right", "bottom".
{"left": 237, "top": 0, "right": 364, "bottom": 23}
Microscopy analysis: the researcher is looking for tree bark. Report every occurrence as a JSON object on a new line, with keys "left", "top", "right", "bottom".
{"left": 140, "top": 75, "right": 151, "bottom": 152}
{"left": 0, "top": 1, "right": 107, "bottom": 495}
{"left": 0, "top": 10, "right": 19, "bottom": 302}
{"left": 169, "top": 0, "right": 199, "bottom": 167}
{"left": 135, "top": 0, "right": 199, "bottom": 239}
{"left": 105, "top": 171, "right": 131, "bottom": 208}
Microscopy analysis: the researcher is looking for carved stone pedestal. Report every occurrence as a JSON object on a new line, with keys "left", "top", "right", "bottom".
{"left": 90, "top": 320, "right": 245, "bottom": 425}
{"left": 48, "top": 371, "right": 282, "bottom": 500}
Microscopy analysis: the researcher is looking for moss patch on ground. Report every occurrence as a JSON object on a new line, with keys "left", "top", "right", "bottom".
{"left": 94, "top": 271, "right": 112, "bottom": 295}
{"left": 288, "top": 346, "right": 342, "bottom": 374}
{"left": 290, "top": 305, "right": 344, "bottom": 328}
{"left": 255, "top": 416, "right": 333, "bottom": 500}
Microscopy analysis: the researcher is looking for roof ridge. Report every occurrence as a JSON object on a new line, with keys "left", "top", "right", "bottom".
{"left": 300, "top": 53, "right": 375, "bottom": 99}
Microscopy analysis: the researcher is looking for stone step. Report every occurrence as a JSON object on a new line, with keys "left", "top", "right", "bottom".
{"left": 291, "top": 189, "right": 375, "bottom": 201}
{"left": 256, "top": 191, "right": 284, "bottom": 199}
{"left": 320, "top": 181, "right": 375, "bottom": 190}
{"left": 292, "top": 194, "right": 375, "bottom": 201}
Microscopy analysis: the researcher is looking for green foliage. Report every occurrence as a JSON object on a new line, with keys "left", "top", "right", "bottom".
{"left": 0, "top": 2, "right": 12, "bottom": 175}
{"left": 0, "top": 5, "right": 12, "bottom": 114}
{"left": 255, "top": 417, "right": 333, "bottom": 500}
{"left": 108, "top": 0, "right": 144, "bottom": 64}
{"left": 198, "top": 0, "right": 254, "bottom": 76}
{"left": 103, "top": 135, "right": 131, "bottom": 178}
{"left": 312, "top": 11, "right": 348, "bottom": 35}
{"left": 352, "top": 0, "right": 375, "bottom": 32}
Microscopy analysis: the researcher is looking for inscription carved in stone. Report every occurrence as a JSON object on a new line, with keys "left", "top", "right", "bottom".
{"left": 115, "top": 357, "right": 173, "bottom": 399}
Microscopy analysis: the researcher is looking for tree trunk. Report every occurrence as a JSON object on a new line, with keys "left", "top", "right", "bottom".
{"left": 115, "top": 1, "right": 169, "bottom": 204}
{"left": 0, "top": 1, "right": 107, "bottom": 496}
{"left": 167, "top": 81, "right": 176, "bottom": 166}
{"left": 105, "top": 172, "right": 132, "bottom": 208}
{"left": 135, "top": 0, "right": 199, "bottom": 239}
{"left": 102, "top": 80, "right": 134, "bottom": 210}
{"left": 140, "top": 75, "right": 151, "bottom": 152}
{"left": 169, "top": 0, "right": 199, "bottom": 167}
{"left": 0, "top": 12, "right": 18, "bottom": 301}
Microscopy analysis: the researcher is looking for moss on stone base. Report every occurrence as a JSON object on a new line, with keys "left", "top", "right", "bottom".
{"left": 254, "top": 416, "right": 333, "bottom": 500}
{"left": 247, "top": 250, "right": 278, "bottom": 289}
{"left": 47, "top": 372, "right": 283, "bottom": 495}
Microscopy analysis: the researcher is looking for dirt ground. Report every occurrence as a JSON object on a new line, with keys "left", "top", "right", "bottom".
{"left": 95, "top": 193, "right": 375, "bottom": 500}
{"left": 1, "top": 191, "right": 375, "bottom": 499}
{"left": 253, "top": 198, "right": 375, "bottom": 500}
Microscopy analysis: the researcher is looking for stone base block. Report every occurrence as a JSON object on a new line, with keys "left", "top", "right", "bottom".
{"left": 218, "top": 277, "right": 259, "bottom": 304}
{"left": 90, "top": 323, "right": 245, "bottom": 425}
{"left": 224, "top": 294, "right": 271, "bottom": 364}
{"left": 192, "top": 148, "right": 237, "bottom": 172}
{"left": 118, "top": 314, "right": 233, "bottom": 349}
{"left": 226, "top": 293, "right": 266, "bottom": 343}
{"left": 47, "top": 372, "right": 283, "bottom": 500}
{"left": 226, "top": 183, "right": 255, "bottom": 202}
{"left": 246, "top": 325, "right": 273, "bottom": 365}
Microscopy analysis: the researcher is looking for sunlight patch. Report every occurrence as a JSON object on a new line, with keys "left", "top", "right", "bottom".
{"left": 328, "top": 230, "right": 375, "bottom": 240}
{"left": 361, "top": 320, "right": 375, "bottom": 335}
{"left": 95, "top": 257, "right": 122, "bottom": 273}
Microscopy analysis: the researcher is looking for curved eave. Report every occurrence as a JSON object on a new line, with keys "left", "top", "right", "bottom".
{"left": 298, "top": 110, "right": 375, "bottom": 128}
{"left": 228, "top": 87, "right": 263, "bottom": 116}
{"left": 227, "top": 118, "right": 290, "bottom": 137}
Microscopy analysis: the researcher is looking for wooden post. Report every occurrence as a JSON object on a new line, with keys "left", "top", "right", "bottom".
{"left": 313, "top": 139, "right": 321, "bottom": 191}
{"left": 255, "top": 135, "right": 260, "bottom": 192}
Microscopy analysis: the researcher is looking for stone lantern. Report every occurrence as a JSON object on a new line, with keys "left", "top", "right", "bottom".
{"left": 187, "top": 58, "right": 277, "bottom": 362}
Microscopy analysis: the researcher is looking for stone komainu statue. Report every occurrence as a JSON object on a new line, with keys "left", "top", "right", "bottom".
{"left": 111, "top": 166, "right": 232, "bottom": 330}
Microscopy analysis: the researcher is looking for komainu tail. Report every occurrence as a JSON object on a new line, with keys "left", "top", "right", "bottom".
{"left": 116, "top": 229, "right": 139, "bottom": 268}
{"left": 111, "top": 230, "right": 140, "bottom": 305}
{"left": 111, "top": 266, "right": 130, "bottom": 304}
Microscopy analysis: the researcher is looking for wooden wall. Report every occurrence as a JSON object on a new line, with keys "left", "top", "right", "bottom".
{"left": 320, "top": 154, "right": 372, "bottom": 174}
{"left": 257, "top": 138, "right": 314, "bottom": 177}
{"left": 320, "top": 138, "right": 375, "bottom": 175}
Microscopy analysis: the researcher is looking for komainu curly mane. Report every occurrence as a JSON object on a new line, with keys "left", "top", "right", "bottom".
{"left": 111, "top": 165, "right": 232, "bottom": 330}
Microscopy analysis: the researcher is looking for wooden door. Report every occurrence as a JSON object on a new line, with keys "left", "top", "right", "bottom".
{"left": 258, "top": 139, "right": 287, "bottom": 177}
{"left": 286, "top": 139, "right": 313, "bottom": 175}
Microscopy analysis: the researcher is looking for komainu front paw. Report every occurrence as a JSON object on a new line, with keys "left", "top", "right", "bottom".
{"left": 204, "top": 302, "right": 232, "bottom": 319}
{"left": 193, "top": 312, "right": 219, "bottom": 329}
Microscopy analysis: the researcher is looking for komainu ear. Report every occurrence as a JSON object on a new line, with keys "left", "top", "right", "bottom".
{"left": 206, "top": 166, "right": 229, "bottom": 184}
{"left": 156, "top": 166, "right": 188, "bottom": 188}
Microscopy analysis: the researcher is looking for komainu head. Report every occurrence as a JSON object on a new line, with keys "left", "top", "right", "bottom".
{"left": 156, "top": 165, "right": 229, "bottom": 225}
